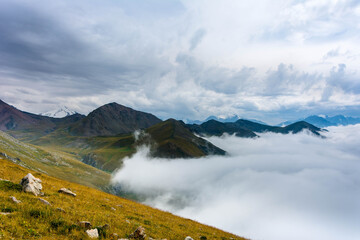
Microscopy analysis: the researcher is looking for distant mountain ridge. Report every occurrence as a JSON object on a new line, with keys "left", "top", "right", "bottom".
{"left": 185, "top": 115, "right": 267, "bottom": 125}
{"left": 188, "top": 119, "right": 322, "bottom": 137}
{"left": 0, "top": 99, "right": 85, "bottom": 140}
{"left": 279, "top": 115, "right": 360, "bottom": 128}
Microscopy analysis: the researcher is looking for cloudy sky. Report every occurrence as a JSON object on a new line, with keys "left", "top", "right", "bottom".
{"left": 1, "top": 0, "right": 360, "bottom": 123}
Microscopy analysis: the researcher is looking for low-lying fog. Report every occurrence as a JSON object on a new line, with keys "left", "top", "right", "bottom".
{"left": 112, "top": 125, "right": 360, "bottom": 240}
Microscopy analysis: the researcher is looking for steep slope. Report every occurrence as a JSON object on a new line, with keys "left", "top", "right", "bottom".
{"left": 0, "top": 158, "right": 244, "bottom": 240}
{"left": 145, "top": 119, "right": 226, "bottom": 158}
{"left": 68, "top": 102, "right": 162, "bottom": 137}
{"left": 0, "top": 130, "right": 110, "bottom": 191}
{"left": 188, "top": 119, "right": 322, "bottom": 137}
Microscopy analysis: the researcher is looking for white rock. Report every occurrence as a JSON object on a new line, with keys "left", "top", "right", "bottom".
{"left": 58, "top": 188, "right": 76, "bottom": 197}
{"left": 9, "top": 196, "right": 21, "bottom": 204}
{"left": 86, "top": 228, "right": 99, "bottom": 238}
{"left": 0, "top": 212, "right": 11, "bottom": 215}
{"left": 20, "top": 173, "right": 42, "bottom": 196}
{"left": 185, "top": 237, "right": 194, "bottom": 240}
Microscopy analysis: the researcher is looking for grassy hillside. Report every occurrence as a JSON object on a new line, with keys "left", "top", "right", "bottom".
{"left": 0, "top": 158, "right": 245, "bottom": 240}
{"left": 30, "top": 120, "right": 226, "bottom": 172}
{"left": 0, "top": 130, "right": 111, "bottom": 191}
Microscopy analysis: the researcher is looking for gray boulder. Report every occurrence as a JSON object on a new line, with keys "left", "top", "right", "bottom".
{"left": 129, "top": 226, "right": 146, "bottom": 239}
{"left": 39, "top": 198, "right": 51, "bottom": 206}
{"left": 20, "top": 173, "right": 42, "bottom": 196}
{"left": 79, "top": 221, "right": 92, "bottom": 229}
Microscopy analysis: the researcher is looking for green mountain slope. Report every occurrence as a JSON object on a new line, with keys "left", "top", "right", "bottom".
{"left": 31, "top": 119, "right": 226, "bottom": 172}
{"left": 0, "top": 130, "right": 111, "bottom": 191}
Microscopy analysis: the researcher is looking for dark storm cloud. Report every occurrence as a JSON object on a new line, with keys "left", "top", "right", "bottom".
{"left": 0, "top": 0, "right": 171, "bottom": 98}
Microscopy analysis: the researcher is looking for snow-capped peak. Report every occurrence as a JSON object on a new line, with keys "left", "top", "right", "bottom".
{"left": 40, "top": 106, "right": 77, "bottom": 118}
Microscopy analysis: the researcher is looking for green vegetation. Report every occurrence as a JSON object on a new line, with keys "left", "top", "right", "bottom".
{"left": 0, "top": 130, "right": 111, "bottom": 191}
{"left": 0, "top": 158, "right": 245, "bottom": 240}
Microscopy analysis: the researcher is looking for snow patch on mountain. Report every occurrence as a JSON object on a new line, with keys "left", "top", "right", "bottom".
{"left": 40, "top": 106, "right": 77, "bottom": 118}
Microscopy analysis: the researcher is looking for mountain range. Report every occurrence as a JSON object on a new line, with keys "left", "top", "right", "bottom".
{"left": 188, "top": 119, "right": 322, "bottom": 137}
{"left": 185, "top": 114, "right": 267, "bottom": 125}
{"left": 279, "top": 115, "right": 360, "bottom": 128}
{"left": 0, "top": 99, "right": 323, "bottom": 172}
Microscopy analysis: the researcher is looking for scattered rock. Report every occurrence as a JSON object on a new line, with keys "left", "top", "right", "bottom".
{"left": 109, "top": 233, "right": 118, "bottom": 239}
{"left": 0, "top": 178, "right": 10, "bottom": 182}
{"left": 0, "top": 212, "right": 11, "bottom": 215}
{"left": 58, "top": 188, "right": 76, "bottom": 197}
{"left": 129, "top": 226, "right": 146, "bottom": 239}
{"left": 86, "top": 228, "right": 99, "bottom": 238}
{"left": 56, "top": 208, "right": 66, "bottom": 213}
{"left": 185, "top": 237, "right": 194, "bottom": 240}
{"left": 118, "top": 239, "right": 129, "bottom": 240}
{"left": 20, "top": 173, "right": 42, "bottom": 196}
{"left": 111, "top": 207, "right": 116, "bottom": 211}
{"left": 79, "top": 221, "right": 92, "bottom": 229}
{"left": 125, "top": 219, "right": 131, "bottom": 224}
{"left": 9, "top": 196, "right": 21, "bottom": 204}
{"left": 39, "top": 198, "right": 51, "bottom": 206}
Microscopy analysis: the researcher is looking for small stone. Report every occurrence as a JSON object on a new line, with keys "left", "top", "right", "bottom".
{"left": 20, "top": 173, "right": 43, "bottom": 196}
{"left": 56, "top": 208, "right": 66, "bottom": 213}
{"left": 58, "top": 188, "right": 76, "bottom": 197}
{"left": 79, "top": 221, "right": 92, "bottom": 229}
{"left": 39, "top": 198, "right": 51, "bottom": 206}
{"left": 86, "top": 228, "right": 99, "bottom": 238}
{"left": 126, "top": 219, "right": 131, "bottom": 224}
{"left": 9, "top": 196, "right": 21, "bottom": 204}
{"left": 0, "top": 212, "right": 11, "bottom": 215}
{"left": 111, "top": 207, "right": 116, "bottom": 211}
{"left": 110, "top": 233, "right": 118, "bottom": 239}
{"left": 129, "top": 226, "right": 146, "bottom": 239}
{"left": 185, "top": 237, "right": 194, "bottom": 240}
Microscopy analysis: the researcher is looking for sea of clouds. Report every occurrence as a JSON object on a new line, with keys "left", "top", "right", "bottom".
{"left": 112, "top": 125, "right": 360, "bottom": 240}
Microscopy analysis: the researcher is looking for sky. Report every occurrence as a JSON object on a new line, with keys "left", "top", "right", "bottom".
{"left": 1, "top": 0, "right": 360, "bottom": 123}
{"left": 112, "top": 125, "right": 360, "bottom": 240}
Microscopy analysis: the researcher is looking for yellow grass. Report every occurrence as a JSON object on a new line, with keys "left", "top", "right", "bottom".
{"left": 0, "top": 158, "right": 247, "bottom": 240}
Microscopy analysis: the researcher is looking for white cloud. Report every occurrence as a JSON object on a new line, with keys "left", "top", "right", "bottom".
{"left": 112, "top": 125, "right": 360, "bottom": 240}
